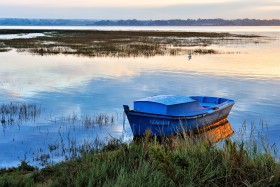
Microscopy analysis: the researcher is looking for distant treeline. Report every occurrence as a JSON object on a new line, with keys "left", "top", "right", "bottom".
{"left": 0, "top": 18, "right": 280, "bottom": 26}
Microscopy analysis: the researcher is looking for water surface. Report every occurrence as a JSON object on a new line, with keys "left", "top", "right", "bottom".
{"left": 0, "top": 26, "right": 279, "bottom": 167}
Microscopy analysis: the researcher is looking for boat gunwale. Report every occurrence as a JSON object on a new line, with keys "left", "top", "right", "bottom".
{"left": 124, "top": 101, "right": 234, "bottom": 120}
{"left": 125, "top": 109, "right": 206, "bottom": 119}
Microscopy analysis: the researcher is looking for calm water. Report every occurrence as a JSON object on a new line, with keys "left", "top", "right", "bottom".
{"left": 0, "top": 26, "right": 279, "bottom": 167}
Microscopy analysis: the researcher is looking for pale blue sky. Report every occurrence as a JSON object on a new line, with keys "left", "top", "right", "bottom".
{"left": 0, "top": 0, "right": 279, "bottom": 19}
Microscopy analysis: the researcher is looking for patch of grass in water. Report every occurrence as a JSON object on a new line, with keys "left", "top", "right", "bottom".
{"left": 0, "top": 103, "right": 41, "bottom": 127}
{"left": 0, "top": 48, "right": 11, "bottom": 52}
{"left": 51, "top": 112, "right": 116, "bottom": 127}
{"left": 0, "top": 29, "right": 267, "bottom": 57}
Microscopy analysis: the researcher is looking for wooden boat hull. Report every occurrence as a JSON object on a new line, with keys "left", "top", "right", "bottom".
{"left": 124, "top": 102, "right": 234, "bottom": 136}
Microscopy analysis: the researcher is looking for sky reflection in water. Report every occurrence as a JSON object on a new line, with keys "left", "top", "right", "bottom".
{"left": 0, "top": 28, "right": 279, "bottom": 167}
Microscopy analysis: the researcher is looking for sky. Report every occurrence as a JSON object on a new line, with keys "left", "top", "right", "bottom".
{"left": 0, "top": 0, "right": 279, "bottom": 19}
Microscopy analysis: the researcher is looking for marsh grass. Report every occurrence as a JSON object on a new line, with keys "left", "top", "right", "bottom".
{"left": 1, "top": 120, "right": 279, "bottom": 186}
{"left": 0, "top": 29, "right": 266, "bottom": 57}
{"left": 0, "top": 103, "right": 41, "bottom": 128}
{"left": 233, "top": 121, "right": 278, "bottom": 158}
{"left": 0, "top": 48, "right": 11, "bottom": 52}
{"left": 50, "top": 112, "right": 115, "bottom": 127}
{"left": 0, "top": 42, "right": 11, "bottom": 52}
{"left": 81, "top": 113, "right": 115, "bottom": 128}
{"left": 25, "top": 112, "right": 116, "bottom": 166}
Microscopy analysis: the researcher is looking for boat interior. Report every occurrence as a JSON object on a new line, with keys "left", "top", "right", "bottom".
{"left": 190, "top": 96, "right": 229, "bottom": 108}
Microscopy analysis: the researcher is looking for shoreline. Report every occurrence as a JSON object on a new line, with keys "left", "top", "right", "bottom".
{"left": 0, "top": 129, "right": 279, "bottom": 186}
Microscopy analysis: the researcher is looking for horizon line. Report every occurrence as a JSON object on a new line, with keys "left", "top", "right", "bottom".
{"left": 1, "top": 18, "right": 280, "bottom": 21}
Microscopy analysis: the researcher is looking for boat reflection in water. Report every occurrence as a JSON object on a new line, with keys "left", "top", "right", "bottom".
{"left": 188, "top": 118, "right": 234, "bottom": 143}
{"left": 133, "top": 118, "right": 234, "bottom": 144}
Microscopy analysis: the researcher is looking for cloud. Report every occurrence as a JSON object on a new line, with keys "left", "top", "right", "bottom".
{"left": 0, "top": 0, "right": 279, "bottom": 19}
{"left": 0, "top": 51, "right": 137, "bottom": 98}
{"left": 253, "top": 5, "right": 280, "bottom": 11}
{"left": 1, "top": 0, "right": 236, "bottom": 8}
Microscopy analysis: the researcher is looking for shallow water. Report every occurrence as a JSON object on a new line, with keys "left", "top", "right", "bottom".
{"left": 0, "top": 26, "right": 279, "bottom": 168}
{"left": 0, "top": 33, "right": 46, "bottom": 40}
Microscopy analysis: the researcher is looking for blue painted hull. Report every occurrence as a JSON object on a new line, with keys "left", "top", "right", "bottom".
{"left": 124, "top": 102, "right": 234, "bottom": 136}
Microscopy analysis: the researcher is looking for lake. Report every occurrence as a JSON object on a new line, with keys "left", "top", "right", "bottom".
{"left": 0, "top": 26, "right": 279, "bottom": 168}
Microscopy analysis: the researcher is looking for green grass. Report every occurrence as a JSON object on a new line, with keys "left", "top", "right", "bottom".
{"left": 0, "top": 125, "right": 279, "bottom": 187}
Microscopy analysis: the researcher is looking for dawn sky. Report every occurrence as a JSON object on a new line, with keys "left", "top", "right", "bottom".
{"left": 0, "top": 0, "right": 279, "bottom": 19}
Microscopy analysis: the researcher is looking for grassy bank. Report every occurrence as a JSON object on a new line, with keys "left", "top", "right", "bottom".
{"left": 0, "top": 128, "right": 279, "bottom": 187}
{"left": 0, "top": 29, "right": 265, "bottom": 57}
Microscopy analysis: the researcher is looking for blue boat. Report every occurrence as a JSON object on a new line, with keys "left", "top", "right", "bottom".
{"left": 123, "top": 95, "right": 235, "bottom": 136}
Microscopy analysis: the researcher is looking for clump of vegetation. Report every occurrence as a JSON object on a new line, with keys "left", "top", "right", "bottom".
{"left": 0, "top": 121, "right": 279, "bottom": 187}
{"left": 0, "top": 42, "right": 11, "bottom": 52}
{"left": 0, "top": 103, "right": 41, "bottom": 126}
{"left": 82, "top": 113, "right": 115, "bottom": 128}
{"left": 193, "top": 48, "right": 218, "bottom": 54}
{"left": 0, "top": 161, "right": 37, "bottom": 187}
{"left": 0, "top": 48, "right": 11, "bottom": 52}
{"left": 0, "top": 29, "right": 265, "bottom": 57}
{"left": 51, "top": 112, "right": 115, "bottom": 127}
